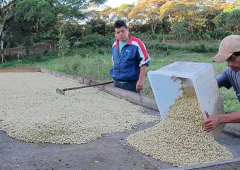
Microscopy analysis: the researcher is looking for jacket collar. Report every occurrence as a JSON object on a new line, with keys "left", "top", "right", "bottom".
{"left": 116, "top": 35, "right": 132, "bottom": 45}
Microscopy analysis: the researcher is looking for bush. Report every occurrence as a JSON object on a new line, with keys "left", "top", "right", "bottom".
{"left": 98, "top": 48, "right": 105, "bottom": 55}
{"left": 202, "top": 32, "right": 213, "bottom": 41}
{"left": 157, "top": 34, "right": 163, "bottom": 42}
{"left": 147, "top": 33, "right": 157, "bottom": 40}
{"left": 131, "top": 32, "right": 149, "bottom": 40}
{"left": 4, "top": 53, "right": 16, "bottom": 61}
{"left": 164, "top": 34, "right": 176, "bottom": 40}
{"left": 78, "top": 33, "right": 113, "bottom": 48}
{"left": 166, "top": 48, "right": 171, "bottom": 55}
{"left": 198, "top": 43, "right": 206, "bottom": 53}
{"left": 35, "top": 54, "right": 42, "bottom": 62}
{"left": 145, "top": 41, "right": 219, "bottom": 53}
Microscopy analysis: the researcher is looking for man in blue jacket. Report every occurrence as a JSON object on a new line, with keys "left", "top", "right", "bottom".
{"left": 109, "top": 20, "right": 151, "bottom": 93}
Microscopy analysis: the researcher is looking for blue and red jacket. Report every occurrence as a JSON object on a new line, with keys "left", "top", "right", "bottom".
{"left": 109, "top": 36, "right": 151, "bottom": 82}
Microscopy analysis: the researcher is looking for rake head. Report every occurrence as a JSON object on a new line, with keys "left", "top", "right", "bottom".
{"left": 56, "top": 88, "right": 65, "bottom": 95}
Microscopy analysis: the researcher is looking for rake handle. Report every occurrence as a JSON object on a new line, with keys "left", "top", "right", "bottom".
{"left": 63, "top": 80, "right": 113, "bottom": 92}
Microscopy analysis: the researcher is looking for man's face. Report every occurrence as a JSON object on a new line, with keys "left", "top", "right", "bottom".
{"left": 227, "top": 54, "right": 240, "bottom": 72}
{"left": 115, "top": 26, "right": 129, "bottom": 42}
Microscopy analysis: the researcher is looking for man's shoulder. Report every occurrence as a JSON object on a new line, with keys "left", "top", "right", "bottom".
{"left": 129, "top": 36, "right": 146, "bottom": 48}
{"left": 112, "top": 40, "right": 118, "bottom": 47}
{"left": 222, "top": 67, "right": 240, "bottom": 77}
{"left": 131, "top": 36, "right": 143, "bottom": 43}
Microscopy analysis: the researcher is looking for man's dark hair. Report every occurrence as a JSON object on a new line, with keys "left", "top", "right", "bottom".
{"left": 114, "top": 20, "right": 128, "bottom": 29}
{"left": 233, "top": 52, "right": 240, "bottom": 56}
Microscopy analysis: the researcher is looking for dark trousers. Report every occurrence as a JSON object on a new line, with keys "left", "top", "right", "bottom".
{"left": 113, "top": 80, "right": 140, "bottom": 93}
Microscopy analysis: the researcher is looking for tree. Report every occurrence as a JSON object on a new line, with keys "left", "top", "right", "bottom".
{"left": 86, "top": 19, "right": 106, "bottom": 35}
{"left": 5, "top": 0, "right": 58, "bottom": 56}
{"left": 199, "top": 0, "right": 231, "bottom": 32}
{"left": 0, "top": 0, "right": 20, "bottom": 63}
{"left": 160, "top": 0, "right": 200, "bottom": 33}
{"left": 216, "top": 7, "right": 240, "bottom": 33}
{"left": 115, "top": 4, "right": 135, "bottom": 21}
{"left": 100, "top": 4, "right": 134, "bottom": 25}
{"left": 129, "top": 0, "right": 166, "bottom": 34}
{"left": 172, "top": 21, "right": 189, "bottom": 42}
{"left": 0, "top": 0, "right": 107, "bottom": 62}
{"left": 235, "top": 0, "right": 240, "bottom": 6}
{"left": 101, "top": 6, "right": 117, "bottom": 24}
{"left": 159, "top": 0, "right": 178, "bottom": 29}
{"left": 58, "top": 34, "right": 69, "bottom": 62}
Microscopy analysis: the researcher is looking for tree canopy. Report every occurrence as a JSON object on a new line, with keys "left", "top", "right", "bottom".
{"left": 1, "top": 0, "right": 240, "bottom": 62}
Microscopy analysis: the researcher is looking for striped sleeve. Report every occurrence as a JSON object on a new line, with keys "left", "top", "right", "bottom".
{"left": 132, "top": 38, "right": 151, "bottom": 67}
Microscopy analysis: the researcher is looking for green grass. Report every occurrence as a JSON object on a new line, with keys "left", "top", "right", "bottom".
{"left": 1, "top": 46, "right": 239, "bottom": 113}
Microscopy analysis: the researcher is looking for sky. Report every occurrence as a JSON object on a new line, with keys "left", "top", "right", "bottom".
{"left": 104, "top": 0, "right": 138, "bottom": 8}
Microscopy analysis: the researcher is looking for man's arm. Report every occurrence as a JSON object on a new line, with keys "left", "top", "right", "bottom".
{"left": 202, "top": 70, "right": 232, "bottom": 132}
{"left": 136, "top": 65, "right": 147, "bottom": 91}
{"left": 202, "top": 111, "right": 240, "bottom": 132}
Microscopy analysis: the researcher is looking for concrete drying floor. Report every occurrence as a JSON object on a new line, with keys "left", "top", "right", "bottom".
{"left": 1, "top": 107, "right": 240, "bottom": 170}
{"left": 0, "top": 69, "right": 240, "bottom": 170}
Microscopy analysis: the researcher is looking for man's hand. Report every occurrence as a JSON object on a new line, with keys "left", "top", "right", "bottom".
{"left": 136, "top": 79, "right": 143, "bottom": 91}
{"left": 171, "top": 76, "right": 186, "bottom": 83}
{"left": 137, "top": 65, "right": 147, "bottom": 91}
{"left": 202, "top": 111, "right": 220, "bottom": 132}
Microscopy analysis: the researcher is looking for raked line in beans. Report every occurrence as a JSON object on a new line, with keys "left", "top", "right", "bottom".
{"left": 126, "top": 86, "right": 233, "bottom": 167}
{"left": 0, "top": 72, "right": 158, "bottom": 144}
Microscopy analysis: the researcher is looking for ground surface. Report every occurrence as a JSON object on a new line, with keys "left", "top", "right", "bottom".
{"left": 1, "top": 107, "right": 240, "bottom": 170}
